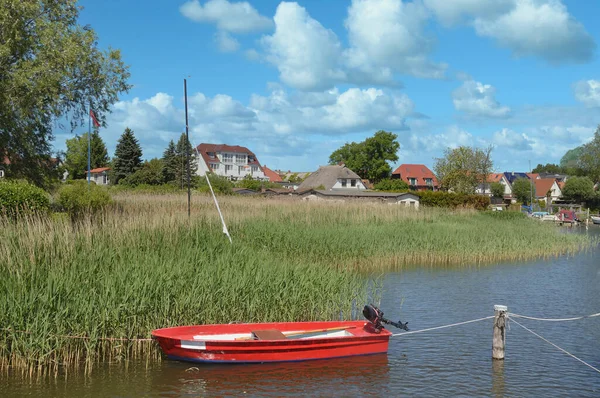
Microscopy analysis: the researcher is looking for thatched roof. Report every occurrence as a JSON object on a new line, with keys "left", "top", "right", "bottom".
{"left": 298, "top": 165, "right": 361, "bottom": 190}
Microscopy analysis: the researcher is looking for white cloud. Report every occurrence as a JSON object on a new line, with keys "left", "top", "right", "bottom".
{"left": 452, "top": 80, "right": 510, "bottom": 118}
{"left": 214, "top": 31, "right": 240, "bottom": 52}
{"left": 473, "top": 0, "right": 595, "bottom": 64}
{"left": 573, "top": 79, "right": 600, "bottom": 107}
{"left": 261, "top": 2, "right": 346, "bottom": 91}
{"left": 493, "top": 128, "right": 534, "bottom": 151}
{"left": 343, "top": 0, "right": 446, "bottom": 81}
{"left": 244, "top": 48, "right": 261, "bottom": 61}
{"left": 423, "top": 0, "right": 514, "bottom": 26}
{"left": 180, "top": 0, "right": 272, "bottom": 33}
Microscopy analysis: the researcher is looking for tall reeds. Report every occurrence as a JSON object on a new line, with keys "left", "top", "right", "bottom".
{"left": 0, "top": 192, "right": 592, "bottom": 373}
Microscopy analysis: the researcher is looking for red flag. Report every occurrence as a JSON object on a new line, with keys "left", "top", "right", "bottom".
{"left": 90, "top": 109, "right": 101, "bottom": 128}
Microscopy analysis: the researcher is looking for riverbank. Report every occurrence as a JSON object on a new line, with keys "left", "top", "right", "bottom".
{"left": 0, "top": 193, "right": 595, "bottom": 373}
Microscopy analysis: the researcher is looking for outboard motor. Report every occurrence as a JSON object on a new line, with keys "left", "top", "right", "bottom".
{"left": 363, "top": 304, "right": 409, "bottom": 332}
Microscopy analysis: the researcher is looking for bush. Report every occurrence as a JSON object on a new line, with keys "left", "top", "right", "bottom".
{"left": 196, "top": 174, "right": 234, "bottom": 195}
{"left": 416, "top": 191, "right": 490, "bottom": 210}
{"left": 58, "top": 181, "right": 112, "bottom": 217}
{"left": 374, "top": 179, "right": 409, "bottom": 192}
{"left": 0, "top": 179, "right": 50, "bottom": 217}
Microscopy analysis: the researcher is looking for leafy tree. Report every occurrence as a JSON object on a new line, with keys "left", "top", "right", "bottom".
{"left": 532, "top": 163, "right": 562, "bottom": 174}
{"left": 0, "top": 0, "right": 130, "bottom": 186}
{"left": 174, "top": 133, "right": 198, "bottom": 189}
{"left": 560, "top": 146, "right": 584, "bottom": 169}
{"left": 329, "top": 131, "right": 399, "bottom": 182}
{"left": 512, "top": 178, "right": 534, "bottom": 204}
{"left": 561, "top": 176, "right": 595, "bottom": 203}
{"left": 433, "top": 146, "right": 494, "bottom": 194}
{"left": 64, "top": 132, "right": 109, "bottom": 179}
{"left": 578, "top": 126, "right": 600, "bottom": 183}
{"left": 121, "top": 158, "right": 164, "bottom": 186}
{"left": 161, "top": 140, "right": 177, "bottom": 183}
{"left": 490, "top": 182, "right": 505, "bottom": 198}
{"left": 112, "top": 128, "right": 142, "bottom": 184}
{"left": 374, "top": 179, "right": 409, "bottom": 192}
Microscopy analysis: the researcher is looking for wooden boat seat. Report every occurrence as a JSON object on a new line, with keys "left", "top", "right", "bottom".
{"left": 251, "top": 329, "right": 287, "bottom": 340}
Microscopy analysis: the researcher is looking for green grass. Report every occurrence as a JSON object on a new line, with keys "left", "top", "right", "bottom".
{"left": 0, "top": 193, "right": 593, "bottom": 374}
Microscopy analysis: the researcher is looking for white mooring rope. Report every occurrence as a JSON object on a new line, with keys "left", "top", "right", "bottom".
{"left": 391, "top": 315, "right": 495, "bottom": 337}
{"left": 510, "top": 312, "right": 600, "bottom": 322}
{"left": 510, "top": 317, "right": 600, "bottom": 375}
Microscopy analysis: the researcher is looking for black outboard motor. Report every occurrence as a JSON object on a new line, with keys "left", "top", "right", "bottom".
{"left": 363, "top": 304, "right": 409, "bottom": 332}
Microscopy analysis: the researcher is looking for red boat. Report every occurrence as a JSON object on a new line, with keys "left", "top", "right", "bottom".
{"left": 152, "top": 305, "right": 408, "bottom": 364}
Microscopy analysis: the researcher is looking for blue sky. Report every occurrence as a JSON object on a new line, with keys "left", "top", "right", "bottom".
{"left": 53, "top": 0, "right": 600, "bottom": 173}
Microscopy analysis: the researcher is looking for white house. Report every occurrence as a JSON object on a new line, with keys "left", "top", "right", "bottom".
{"left": 534, "top": 178, "right": 562, "bottom": 203}
{"left": 298, "top": 165, "right": 367, "bottom": 191}
{"left": 88, "top": 167, "right": 110, "bottom": 185}
{"left": 196, "top": 143, "right": 268, "bottom": 181}
{"left": 476, "top": 173, "right": 512, "bottom": 199}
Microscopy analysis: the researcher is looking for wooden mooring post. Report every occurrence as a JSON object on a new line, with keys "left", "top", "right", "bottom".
{"left": 493, "top": 305, "right": 507, "bottom": 360}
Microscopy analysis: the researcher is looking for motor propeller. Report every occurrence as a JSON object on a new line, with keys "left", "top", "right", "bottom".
{"left": 363, "top": 304, "right": 409, "bottom": 332}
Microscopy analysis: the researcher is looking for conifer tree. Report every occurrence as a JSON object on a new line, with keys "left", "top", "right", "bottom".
{"left": 161, "top": 140, "right": 178, "bottom": 183}
{"left": 112, "top": 128, "right": 142, "bottom": 184}
{"left": 64, "top": 131, "right": 109, "bottom": 180}
{"left": 174, "top": 133, "right": 198, "bottom": 189}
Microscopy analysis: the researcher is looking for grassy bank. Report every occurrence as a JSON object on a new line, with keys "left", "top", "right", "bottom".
{"left": 0, "top": 192, "right": 593, "bottom": 374}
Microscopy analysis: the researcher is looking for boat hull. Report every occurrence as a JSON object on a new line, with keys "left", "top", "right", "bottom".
{"left": 152, "top": 321, "right": 390, "bottom": 364}
{"left": 591, "top": 216, "right": 600, "bottom": 225}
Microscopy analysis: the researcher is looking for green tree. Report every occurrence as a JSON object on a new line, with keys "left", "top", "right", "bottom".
{"left": 578, "top": 126, "right": 600, "bottom": 183}
{"left": 0, "top": 0, "right": 130, "bottom": 186}
{"left": 374, "top": 179, "right": 409, "bottom": 192}
{"left": 121, "top": 158, "right": 164, "bottom": 186}
{"left": 64, "top": 132, "right": 109, "bottom": 179}
{"left": 561, "top": 176, "right": 595, "bottom": 203}
{"left": 433, "top": 146, "right": 494, "bottom": 194}
{"left": 174, "top": 133, "right": 198, "bottom": 189}
{"left": 161, "top": 140, "right": 177, "bottom": 183}
{"left": 512, "top": 178, "right": 534, "bottom": 204}
{"left": 490, "top": 182, "right": 505, "bottom": 198}
{"left": 112, "top": 128, "right": 142, "bottom": 184}
{"left": 560, "top": 146, "right": 584, "bottom": 169}
{"left": 532, "top": 163, "right": 562, "bottom": 174}
{"left": 329, "top": 131, "right": 399, "bottom": 182}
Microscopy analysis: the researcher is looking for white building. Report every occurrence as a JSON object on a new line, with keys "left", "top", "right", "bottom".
{"left": 196, "top": 144, "right": 268, "bottom": 181}
{"left": 88, "top": 167, "right": 110, "bottom": 185}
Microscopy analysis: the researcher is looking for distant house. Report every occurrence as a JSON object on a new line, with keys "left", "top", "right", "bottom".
{"left": 476, "top": 173, "right": 512, "bottom": 199}
{"left": 298, "top": 165, "right": 366, "bottom": 191}
{"left": 534, "top": 178, "right": 562, "bottom": 203}
{"left": 196, "top": 143, "right": 268, "bottom": 181}
{"left": 503, "top": 172, "right": 530, "bottom": 185}
{"left": 538, "top": 172, "right": 568, "bottom": 182}
{"left": 88, "top": 167, "right": 110, "bottom": 185}
{"left": 300, "top": 189, "right": 420, "bottom": 207}
{"left": 262, "top": 165, "right": 283, "bottom": 183}
{"left": 391, "top": 164, "right": 438, "bottom": 191}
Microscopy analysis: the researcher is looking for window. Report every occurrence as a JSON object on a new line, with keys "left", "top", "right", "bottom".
{"left": 225, "top": 165, "right": 233, "bottom": 173}
{"left": 208, "top": 152, "right": 216, "bottom": 159}
{"left": 235, "top": 154, "right": 247, "bottom": 164}
{"left": 223, "top": 154, "right": 233, "bottom": 163}
{"left": 341, "top": 179, "right": 347, "bottom": 187}
{"left": 409, "top": 178, "right": 417, "bottom": 186}
{"left": 425, "top": 178, "right": 432, "bottom": 186}
{"left": 238, "top": 166, "right": 245, "bottom": 174}
{"left": 351, "top": 179, "right": 356, "bottom": 187}
{"left": 103, "top": 174, "right": 108, "bottom": 185}
{"left": 251, "top": 165, "right": 259, "bottom": 172}
{"left": 210, "top": 163, "right": 219, "bottom": 170}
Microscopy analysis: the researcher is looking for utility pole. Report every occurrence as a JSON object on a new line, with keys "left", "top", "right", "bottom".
{"left": 529, "top": 160, "right": 533, "bottom": 212}
{"left": 184, "top": 79, "right": 191, "bottom": 218}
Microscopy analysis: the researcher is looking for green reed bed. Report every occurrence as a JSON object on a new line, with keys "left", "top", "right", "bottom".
{"left": 0, "top": 192, "right": 593, "bottom": 374}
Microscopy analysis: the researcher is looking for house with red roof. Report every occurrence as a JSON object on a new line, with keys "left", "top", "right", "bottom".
{"left": 87, "top": 167, "right": 111, "bottom": 185}
{"left": 476, "top": 173, "right": 513, "bottom": 199}
{"left": 391, "top": 164, "right": 438, "bottom": 191}
{"left": 196, "top": 143, "right": 268, "bottom": 181}
{"left": 261, "top": 165, "right": 283, "bottom": 183}
{"left": 534, "top": 178, "right": 562, "bottom": 203}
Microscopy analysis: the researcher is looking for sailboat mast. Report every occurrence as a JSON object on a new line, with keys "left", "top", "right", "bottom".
{"left": 184, "top": 78, "right": 191, "bottom": 218}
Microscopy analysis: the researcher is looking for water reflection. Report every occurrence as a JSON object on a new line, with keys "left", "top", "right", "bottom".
{"left": 491, "top": 359, "right": 505, "bottom": 398}
{"left": 156, "top": 354, "right": 390, "bottom": 397}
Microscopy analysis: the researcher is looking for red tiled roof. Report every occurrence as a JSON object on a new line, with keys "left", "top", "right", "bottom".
{"left": 486, "top": 173, "right": 504, "bottom": 183}
{"left": 262, "top": 165, "right": 282, "bottom": 182}
{"left": 392, "top": 164, "right": 438, "bottom": 187}
{"left": 196, "top": 143, "right": 262, "bottom": 169}
{"left": 89, "top": 167, "right": 111, "bottom": 173}
{"left": 557, "top": 181, "right": 565, "bottom": 190}
{"left": 534, "top": 178, "right": 558, "bottom": 198}
{"left": 527, "top": 173, "right": 540, "bottom": 180}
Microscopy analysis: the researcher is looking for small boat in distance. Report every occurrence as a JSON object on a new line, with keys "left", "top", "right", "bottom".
{"left": 591, "top": 215, "right": 600, "bottom": 225}
{"left": 152, "top": 305, "right": 408, "bottom": 364}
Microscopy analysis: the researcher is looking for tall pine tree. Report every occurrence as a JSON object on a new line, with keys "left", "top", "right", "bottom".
{"left": 161, "top": 140, "right": 178, "bottom": 183}
{"left": 174, "top": 133, "right": 198, "bottom": 189}
{"left": 113, "top": 128, "right": 142, "bottom": 184}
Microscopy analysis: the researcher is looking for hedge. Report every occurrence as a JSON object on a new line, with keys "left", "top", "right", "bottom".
{"left": 416, "top": 191, "right": 490, "bottom": 210}
{"left": 0, "top": 180, "right": 50, "bottom": 217}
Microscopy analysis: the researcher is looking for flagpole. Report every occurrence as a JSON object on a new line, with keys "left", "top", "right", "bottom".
{"left": 88, "top": 102, "right": 91, "bottom": 185}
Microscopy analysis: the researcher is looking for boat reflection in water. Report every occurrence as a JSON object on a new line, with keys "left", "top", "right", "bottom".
{"left": 158, "top": 354, "right": 391, "bottom": 397}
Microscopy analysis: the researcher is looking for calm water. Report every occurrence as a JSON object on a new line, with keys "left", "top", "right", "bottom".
{"left": 2, "top": 228, "right": 599, "bottom": 397}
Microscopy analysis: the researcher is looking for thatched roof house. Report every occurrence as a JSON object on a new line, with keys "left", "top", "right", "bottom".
{"left": 298, "top": 165, "right": 366, "bottom": 191}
